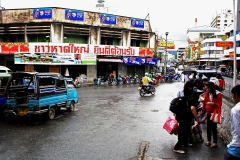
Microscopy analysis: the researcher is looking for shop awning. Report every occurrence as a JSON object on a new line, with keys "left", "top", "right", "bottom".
{"left": 199, "top": 59, "right": 223, "bottom": 62}
{"left": 98, "top": 58, "right": 122, "bottom": 62}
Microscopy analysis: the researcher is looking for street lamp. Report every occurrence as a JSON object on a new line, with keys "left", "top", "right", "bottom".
{"left": 207, "top": 44, "right": 210, "bottom": 66}
{"left": 165, "top": 32, "right": 169, "bottom": 74}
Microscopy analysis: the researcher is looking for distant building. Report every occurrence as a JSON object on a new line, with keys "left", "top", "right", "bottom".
{"left": 210, "top": 10, "right": 233, "bottom": 32}
{"left": 177, "top": 48, "right": 185, "bottom": 62}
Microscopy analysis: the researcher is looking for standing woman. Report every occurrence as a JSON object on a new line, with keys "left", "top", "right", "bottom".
{"left": 202, "top": 82, "right": 222, "bottom": 148}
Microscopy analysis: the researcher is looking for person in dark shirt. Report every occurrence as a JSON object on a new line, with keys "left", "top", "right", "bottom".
{"left": 174, "top": 81, "right": 200, "bottom": 154}
{"left": 193, "top": 73, "right": 204, "bottom": 97}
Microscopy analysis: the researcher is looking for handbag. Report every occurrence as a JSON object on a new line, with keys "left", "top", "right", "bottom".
{"left": 163, "top": 117, "right": 179, "bottom": 135}
{"left": 189, "top": 124, "right": 204, "bottom": 143}
{"left": 210, "top": 107, "right": 223, "bottom": 124}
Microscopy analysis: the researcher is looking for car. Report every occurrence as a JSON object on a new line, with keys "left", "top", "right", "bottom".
{"left": 0, "top": 66, "right": 12, "bottom": 74}
{"left": 217, "top": 66, "right": 227, "bottom": 75}
{"left": 196, "top": 70, "right": 217, "bottom": 79}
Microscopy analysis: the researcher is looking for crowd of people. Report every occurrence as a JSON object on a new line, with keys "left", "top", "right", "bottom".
{"left": 172, "top": 74, "right": 240, "bottom": 160}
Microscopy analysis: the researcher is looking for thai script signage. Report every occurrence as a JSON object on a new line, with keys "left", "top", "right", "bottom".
{"left": 158, "top": 41, "right": 175, "bottom": 49}
{"left": 0, "top": 42, "right": 29, "bottom": 54}
{"left": 130, "top": 18, "right": 144, "bottom": 28}
{"left": 216, "top": 41, "right": 233, "bottom": 47}
{"left": 33, "top": 8, "right": 52, "bottom": 19}
{"left": 100, "top": 14, "right": 117, "bottom": 25}
{"left": 65, "top": 9, "right": 84, "bottom": 21}
{"left": 29, "top": 43, "right": 141, "bottom": 56}
{"left": 1, "top": 42, "right": 153, "bottom": 57}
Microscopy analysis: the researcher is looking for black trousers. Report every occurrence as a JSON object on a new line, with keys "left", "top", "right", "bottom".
{"left": 207, "top": 114, "right": 218, "bottom": 143}
{"left": 174, "top": 120, "right": 192, "bottom": 150}
{"left": 224, "top": 148, "right": 240, "bottom": 160}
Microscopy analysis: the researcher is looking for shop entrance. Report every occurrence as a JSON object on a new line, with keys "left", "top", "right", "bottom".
{"left": 127, "top": 65, "right": 145, "bottom": 78}
{"left": 97, "top": 62, "right": 118, "bottom": 78}
{"left": 61, "top": 65, "right": 87, "bottom": 78}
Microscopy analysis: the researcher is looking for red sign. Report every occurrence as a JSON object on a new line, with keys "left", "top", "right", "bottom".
{"left": 161, "top": 45, "right": 175, "bottom": 49}
{"left": 0, "top": 42, "right": 29, "bottom": 54}
{"left": 216, "top": 41, "right": 233, "bottom": 47}
{"left": 188, "top": 41, "right": 196, "bottom": 44}
{"left": 192, "top": 46, "right": 196, "bottom": 51}
{"left": 229, "top": 52, "right": 234, "bottom": 57}
{"left": 0, "top": 42, "right": 154, "bottom": 57}
{"left": 139, "top": 48, "right": 153, "bottom": 57}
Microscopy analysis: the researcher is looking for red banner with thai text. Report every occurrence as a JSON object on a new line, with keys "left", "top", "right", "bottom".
{"left": 0, "top": 42, "right": 29, "bottom": 54}
{"left": 1, "top": 42, "right": 154, "bottom": 57}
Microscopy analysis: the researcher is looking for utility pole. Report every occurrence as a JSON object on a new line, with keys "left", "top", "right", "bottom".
{"left": 233, "top": 0, "right": 237, "bottom": 86}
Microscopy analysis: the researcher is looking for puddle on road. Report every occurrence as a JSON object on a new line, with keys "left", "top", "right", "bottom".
{"left": 151, "top": 110, "right": 159, "bottom": 112}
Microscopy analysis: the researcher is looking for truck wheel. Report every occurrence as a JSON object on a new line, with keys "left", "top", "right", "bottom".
{"left": 67, "top": 101, "right": 75, "bottom": 112}
{"left": 47, "top": 108, "right": 55, "bottom": 120}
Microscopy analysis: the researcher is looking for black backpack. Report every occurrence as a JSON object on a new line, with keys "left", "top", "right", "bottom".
{"left": 170, "top": 97, "right": 192, "bottom": 122}
{"left": 169, "top": 97, "right": 188, "bottom": 114}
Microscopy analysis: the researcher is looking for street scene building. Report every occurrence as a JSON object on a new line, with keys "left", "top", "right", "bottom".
{"left": 0, "top": 7, "right": 156, "bottom": 81}
{"left": 210, "top": 10, "right": 233, "bottom": 31}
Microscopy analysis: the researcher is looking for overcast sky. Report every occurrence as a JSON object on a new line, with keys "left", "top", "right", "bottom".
{"left": 1, "top": 0, "right": 232, "bottom": 49}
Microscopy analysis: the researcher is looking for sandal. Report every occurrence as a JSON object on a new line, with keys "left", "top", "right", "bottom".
{"left": 205, "top": 141, "right": 211, "bottom": 146}
{"left": 210, "top": 143, "right": 218, "bottom": 148}
{"left": 173, "top": 150, "right": 185, "bottom": 154}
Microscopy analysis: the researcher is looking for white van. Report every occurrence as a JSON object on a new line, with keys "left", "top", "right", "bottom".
{"left": 0, "top": 66, "right": 12, "bottom": 74}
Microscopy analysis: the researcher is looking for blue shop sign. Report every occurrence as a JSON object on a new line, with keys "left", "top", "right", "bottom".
{"left": 33, "top": 8, "right": 52, "bottom": 19}
{"left": 130, "top": 18, "right": 144, "bottom": 28}
{"left": 100, "top": 14, "right": 117, "bottom": 25}
{"left": 145, "top": 58, "right": 157, "bottom": 65}
{"left": 65, "top": 9, "right": 84, "bottom": 21}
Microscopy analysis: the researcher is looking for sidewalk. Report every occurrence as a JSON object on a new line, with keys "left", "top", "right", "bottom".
{"left": 130, "top": 82, "right": 227, "bottom": 160}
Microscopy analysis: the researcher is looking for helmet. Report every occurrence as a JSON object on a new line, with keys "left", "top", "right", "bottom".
{"left": 145, "top": 73, "right": 148, "bottom": 76}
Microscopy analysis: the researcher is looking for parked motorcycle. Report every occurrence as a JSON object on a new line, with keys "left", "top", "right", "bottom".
{"left": 111, "top": 75, "right": 123, "bottom": 86}
{"left": 133, "top": 75, "right": 140, "bottom": 84}
{"left": 138, "top": 82, "right": 156, "bottom": 97}
{"left": 121, "top": 75, "right": 130, "bottom": 84}
{"left": 93, "top": 76, "right": 107, "bottom": 85}
{"left": 128, "top": 75, "right": 134, "bottom": 84}
{"left": 173, "top": 73, "right": 181, "bottom": 82}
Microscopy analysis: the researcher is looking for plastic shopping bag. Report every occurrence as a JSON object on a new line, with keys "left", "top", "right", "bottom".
{"left": 163, "top": 117, "right": 179, "bottom": 135}
{"left": 189, "top": 124, "right": 204, "bottom": 143}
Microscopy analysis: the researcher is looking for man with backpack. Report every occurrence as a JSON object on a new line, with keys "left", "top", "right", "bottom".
{"left": 170, "top": 81, "right": 200, "bottom": 154}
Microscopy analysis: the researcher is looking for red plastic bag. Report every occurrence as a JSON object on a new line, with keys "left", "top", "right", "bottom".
{"left": 163, "top": 117, "right": 179, "bottom": 135}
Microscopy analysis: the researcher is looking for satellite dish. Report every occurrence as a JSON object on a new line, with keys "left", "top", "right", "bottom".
{"left": 98, "top": 0, "right": 105, "bottom": 3}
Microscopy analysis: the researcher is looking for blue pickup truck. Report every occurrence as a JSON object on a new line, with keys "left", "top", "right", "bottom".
{"left": 4, "top": 72, "right": 79, "bottom": 120}
{"left": 0, "top": 73, "right": 11, "bottom": 119}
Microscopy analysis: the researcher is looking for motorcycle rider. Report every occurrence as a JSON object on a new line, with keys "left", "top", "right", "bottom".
{"left": 142, "top": 72, "right": 153, "bottom": 91}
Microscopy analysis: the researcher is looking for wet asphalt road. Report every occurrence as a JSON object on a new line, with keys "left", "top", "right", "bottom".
{"left": 0, "top": 82, "right": 226, "bottom": 160}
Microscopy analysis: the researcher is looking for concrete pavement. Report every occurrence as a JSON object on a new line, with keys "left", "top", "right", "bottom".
{"left": 0, "top": 82, "right": 227, "bottom": 160}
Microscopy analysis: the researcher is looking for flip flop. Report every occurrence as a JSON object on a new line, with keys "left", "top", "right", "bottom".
{"left": 210, "top": 143, "right": 218, "bottom": 148}
{"left": 205, "top": 141, "right": 211, "bottom": 146}
{"left": 173, "top": 150, "right": 185, "bottom": 154}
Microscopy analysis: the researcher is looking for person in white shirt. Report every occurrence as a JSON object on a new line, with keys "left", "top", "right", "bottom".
{"left": 224, "top": 85, "right": 240, "bottom": 160}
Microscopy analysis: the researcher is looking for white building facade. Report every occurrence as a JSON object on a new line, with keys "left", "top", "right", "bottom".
{"left": 210, "top": 10, "right": 233, "bottom": 31}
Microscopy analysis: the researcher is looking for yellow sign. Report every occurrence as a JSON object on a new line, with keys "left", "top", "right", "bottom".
{"left": 158, "top": 41, "right": 174, "bottom": 47}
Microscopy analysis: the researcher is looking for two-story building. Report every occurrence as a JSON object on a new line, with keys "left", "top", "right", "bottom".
{"left": 0, "top": 7, "right": 156, "bottom": 81}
